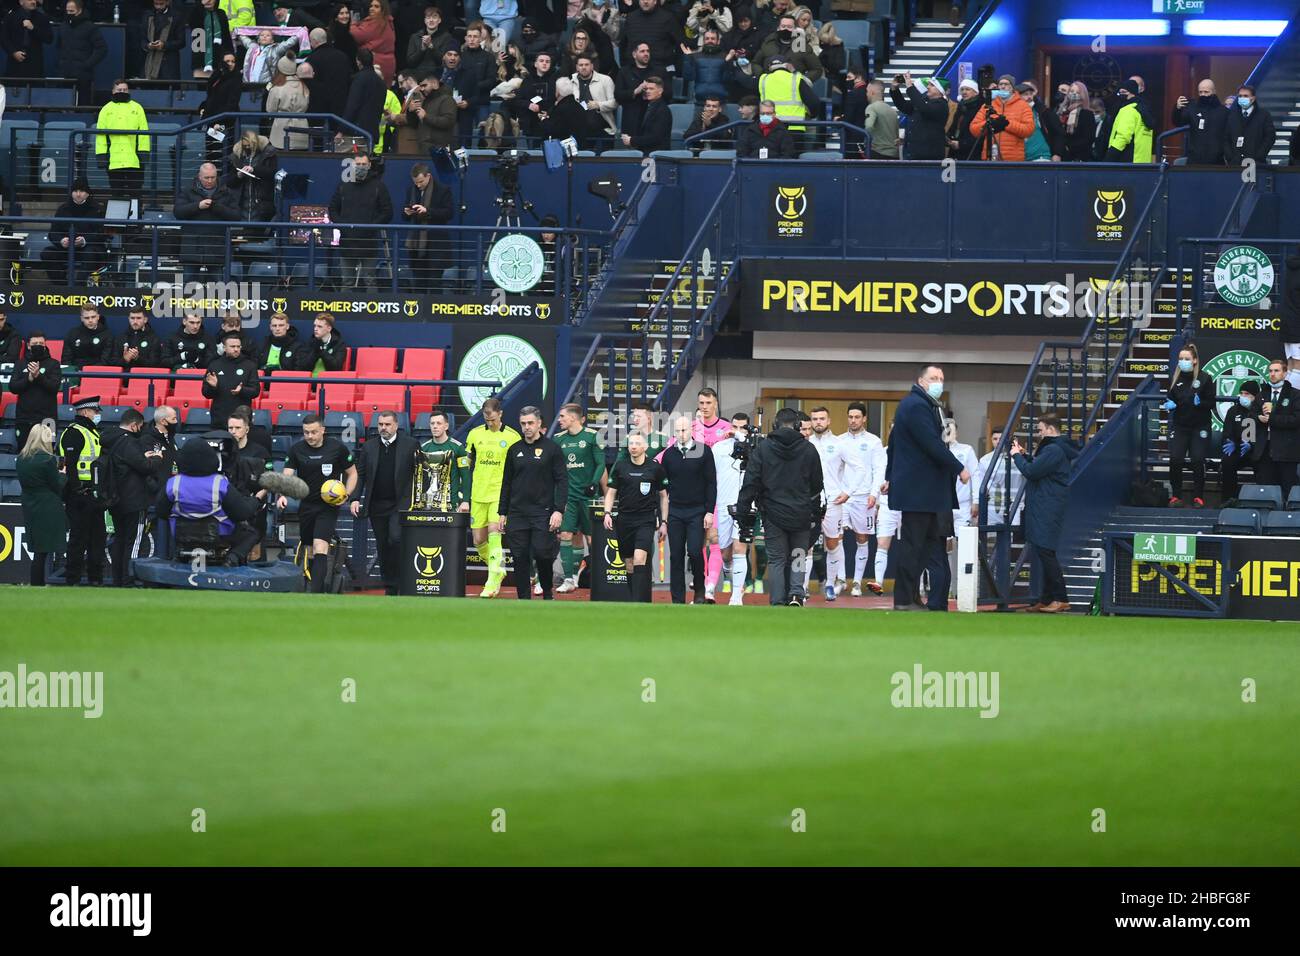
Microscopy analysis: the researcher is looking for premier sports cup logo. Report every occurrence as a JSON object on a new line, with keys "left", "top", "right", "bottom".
{"left": 1213, "top": 245, "right": 1275, "bottom": 307}
{"left": 1202, "top": 348, "right": 1270, "bottom": 428}
{"left": 771, "top": 184, "right": 811, "bottom": 240}
{"left": 415, "top": 546, "right": 444, "bottom": 577}
{"left": 1093, "top": 189, "right": 1127, "bottom": 242}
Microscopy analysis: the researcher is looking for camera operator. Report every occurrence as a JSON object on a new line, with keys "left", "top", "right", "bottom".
{"left": 735, "top": 406, "right": 823, "bottom": 607}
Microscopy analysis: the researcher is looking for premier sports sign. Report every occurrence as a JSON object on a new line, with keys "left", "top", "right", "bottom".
{"left": 741, "top": 260, "right": 1120, "bottom": 334}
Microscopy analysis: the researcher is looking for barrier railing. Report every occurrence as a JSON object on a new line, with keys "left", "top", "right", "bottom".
{"left": 684, "top": 119, "right": 871, "bottom": 156}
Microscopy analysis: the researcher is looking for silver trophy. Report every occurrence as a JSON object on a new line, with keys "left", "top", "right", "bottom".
{"left": 410, "top": 448, "right": 454, "bottom": 512}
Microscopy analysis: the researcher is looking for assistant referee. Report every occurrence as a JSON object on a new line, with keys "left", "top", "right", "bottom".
{"left": 603, "top": 432, "right": 669, "bottom": 603}
{"left": 497, "top": 406, "right": 566, "bottom": 600}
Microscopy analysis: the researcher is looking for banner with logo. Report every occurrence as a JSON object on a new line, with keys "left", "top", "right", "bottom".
{"left": 769, "top": 184, "right": 814, "bottom": 241}
{"left": 1192, "top": 309, "right": 1282, "bottom": 429}
{"left": 452, "top": 324, "right": 555, "bottom": 421}
{"left": 1212, "top": 245, "right": 1276, "bottom": 309}
{"left": 741, "top": 260, "right": 1119, "bottom": 334}
{"left": 0, "top": 503, "right": 33, "bottom": 585}
{"left": 0, "top": 287, "right": 559, "bottom": 325}
{"left": 1088, "top": 188, "right": 1134, "bottom": 244}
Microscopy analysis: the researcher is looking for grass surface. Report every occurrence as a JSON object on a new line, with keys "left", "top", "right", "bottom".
{"left": 0, "top": 591, "right": 1296, "bottom": 866}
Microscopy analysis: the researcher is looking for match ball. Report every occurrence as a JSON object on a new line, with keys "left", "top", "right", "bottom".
{"left": 320, "top": 479, "right": 348, "bottom": 506}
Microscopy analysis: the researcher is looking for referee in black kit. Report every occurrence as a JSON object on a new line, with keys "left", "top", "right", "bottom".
{"left": 497, "top": 406, "right": 567, "bottom": 600}
{"left": 603, "top": 432, "right": 669, "bottom": 602}
{"left": 279, "top": 414, "right": 357, "bottom": 593}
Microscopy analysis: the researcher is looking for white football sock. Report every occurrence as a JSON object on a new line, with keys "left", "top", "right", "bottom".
{"left": 874, "top": 545, "right": 889, "bottom": 585}
{"left": 854, "top": 544, "right": 869, "bottom": 583}
{"left": 731, "top": 553, "right": 747, "bottom": 593}
{"left": 825, "top": 545, "right": 843, "bottom": 587}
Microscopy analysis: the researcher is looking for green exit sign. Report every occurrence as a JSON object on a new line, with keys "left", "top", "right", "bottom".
{"left": 1153, "top": 0, "right": 1206, "bottom": 13}
{"left": 1133, "top": 532, "right": 1198, "bottom": 563}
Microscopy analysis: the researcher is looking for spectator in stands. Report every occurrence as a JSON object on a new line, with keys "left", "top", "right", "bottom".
{"left": 1, "top": 0, "right": 53, "bottom": 80}
{"left": 568, "top": 53, "right": 616, "bottom": 142}
{"left": 480, "top": 0, "right": 520, "bottom": 49}
{"left": 490, "top": 40, "right": 528, "bottom": 100}
{"left": 413, "top": 72, "right": 458, "bottom": 150}
{"left": 548, "top": 76, "right": 608, "bottom": 150}
{"left": 166, "top": 313, "right": 214, "bottom": 370}
{"left": 1163, "top": 344, "right": 1213, "bottom": 508}
{"left": 1104, "top": 79, "right": 1153, "bottom": 163}
{"left": 736, "top": 99, "right": 796, "bottom": 159}
{"left": 836, "top": 68, "right": 867, "bottom": 154}
{"left": 96, "top": 79, "right": 151, "bottom": 198}
{"left": 305, "top": 26, "right": 352, "bottom": 122}
{"left": 1010, "top": 413, "right": 1077, "bottom": 613}
{"left": 189, "top": 0, "right": 233, "bottom": 77}
{"left": 1055, "top": 80, "right": 1096, "bottom": 163}
{"left": 217, "top": 313, "right": 255, "bottom": 357}
{"left": 327, "top": 3, "right": 360, "bottom": 63}
{"left": 513, "top": 50, "right": 558, "bottom": 142}
{"left": 1089, "top": 96, "right": 1108, "bottom": 161}
{"left": 1172, "top": 79, "right": 1226, "bottom": 166}
{"left": 174, "top": 162, "right": 241, "bottom": 274}
{"left": 117, "top": 308, "right": 164, "bottom": 374}
{"left": 266, "top": 56, "right": 311, "bottom": 149}
{"left": 621, "top": 74, "right": 670, "bottom": 152}
{"left": 1020, "top": 80, "right": 1063, "bottom": 162}
{"left": 41, "top": 177, "right": 107, "bottom": 283}
{"left": 969, "top": 74, "right": 1032, "bottom": 162}
{"left": 0, "top": 309, "right": 19, "bottom": 363}
{"left": 615, "top": 41, "right": 655, "bottom": 137}
{"left": 1225, "top": 85, "right": 1276, "bottom": 168}
{"left": 203, "top": 331, "right": 261, "bottom": 425}
{"left": 352, "top": 0, "right": 396, "bottom": 84}
{"left": 256, "top": 312, "right": 305, "bottom": 372}
{"left": 220, "top": 0, "right": 255, "bottom": 30}
{"left": 1261, "top": 359, "right": 1300, "bottom": 499}
{"left": 300, "top": 314, "right": 346, "bottom": 375}
{"left": 518, "top": 17, "right": 558, "bottom": 66}
{"left": 457, "top": 22, "right": 497, "bottom": 129}
{"left": 793, "top": 5, "right": 819, "bottom": 51}
{"left": 16, "top": 422, "right": 65, "bottom": 587}
{"left": 574, "top": 3, "right": 619, "bottom": 70}
{"left": 402, "top": 162, "right": 454, "bottom": 288}
{"left": 687, "top": 0, "right": 731, "bottom": 46}
{"left": 9, "top": 331, "right": 61, "bottom": 448}
{"left": 239, "top": 26, "right": 300, "bottom": 85}
{"left": 560, "top": 26, "right": 599, "bottom": 75}
{"left": 104, "top": 407, "right": 165, "bottom": 588}
{"left": 1221, "top": 381, "right": 1263, "bottom": 502}
{"left": 947, "top": 78, "right": 981, "bottom": 160}
{"left": 341, "top": 48, "right": 387, "bottom": 147}
{"left": 198, "top": 51, "right": 242, "bottom": 162}
{"left": 435, "top": 49, "right": 475, "bottom": 145}
{"left": 140, "top": 0, "right": 186, "bottom": 82}
{"left": 226, "top": 130, "right": 279, "bottom": 223}
{"left": 274, "top": 4, "right": 324, "bottom": 30}
{"left": 376, "top": 66, "right": 404, "bottom": 154}
{"left": 721, "top": 5, "right": 760, "bottom": 63}
{"left": 328, "top": 151, "right": 393, "bottom": 290}
{"left": 758, "top": 57, "right": 818, "bottom": 147}
{"left": 891, "top": 73, "right": 949, "bottom": 161}
{"left": 754, "top": 14, "right": 822, "bottom": 84}
{"left": 64, "top": 306, "right": 115, "bottom": 369}
{"left": 684, "top": 95, "right": 733, "bottom": 151}
{"left": 863, "top": 80, "right": 899, "bottom": 159}
{"left": 406, "top": 6, "right": 453, "bottom": 76}
{"left": 681, "top": 29, "right": 730, "bottom": 105}
{"left": 621, "top": 0, "right": 684, "bottom": 71}
{"left": 61, "top": 0, "right": 105, "bottom": 105}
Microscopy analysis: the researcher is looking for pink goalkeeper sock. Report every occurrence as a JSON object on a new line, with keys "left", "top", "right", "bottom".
{"left": 706, "top": 544, "right": 723, "bottom": 588}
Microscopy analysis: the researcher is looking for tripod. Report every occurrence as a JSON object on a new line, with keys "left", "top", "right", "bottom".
{"left": 488, "top": 184, "right": 539, "bottom": 247}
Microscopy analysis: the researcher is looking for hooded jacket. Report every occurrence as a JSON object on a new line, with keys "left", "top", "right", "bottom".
{"left": 300, "top": 327, "right": 347, "bottom": 374}
{"left": 735, "top": 426, "right": 824, "bottom": 531}
{"left": 1013, "top": 435, "right": 1080, "bottom": 551}
{"left": 256, "top": 324, "right": 304, "bottom": 372}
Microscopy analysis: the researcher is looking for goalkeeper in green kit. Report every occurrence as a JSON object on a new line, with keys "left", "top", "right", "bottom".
{"left": 421, "top": 411, "right": 470, "bottom": 510}
{"left": 554, "top": 402, "right": 607, "bottom": 592}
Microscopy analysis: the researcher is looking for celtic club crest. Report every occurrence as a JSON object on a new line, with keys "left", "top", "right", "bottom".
{"left": 487, "top": 234, "right": 546, "bottom": 294}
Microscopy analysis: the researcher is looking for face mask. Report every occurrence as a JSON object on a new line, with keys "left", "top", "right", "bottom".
{"left": 113, "top": 92, "right": 130, "bottom": 103}
{"left": 778, "top": 29, "right": 792, "bottom": 42}
{"left": 992, "top": 89, "right": 1011, "bottom": 100}
{"left": 1198, "top": 94, "right": 1217, "bottom": 107}
{"left": 92, "top": 413, "right": 102, "bottom": 425}
{"left": 1239, "top": 394, "right": 1254, "bottom": 407}
{"left": 758, "top": 114, "right": 773, "bottom": 125}
{"left": 1237, "top": 96, "right": 1253, "bottom": 109}
{"left": 702, "top": 44, "right": 721, "bottom": 54}
{"left": 926, "top": 381, "right": 944, "bottom": 400}
{"left": 1178, "top": 359, "right": 1193, "bottom": 372}
{"left": 354, "top": 166, "right": 369, "bottom": 181}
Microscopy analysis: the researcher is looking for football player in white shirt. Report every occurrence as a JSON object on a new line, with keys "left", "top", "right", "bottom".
{"left": 807, "top": 406, "right": 850, "bottom": 601}
{"left": 707, "top": 412, "right": 751, "bottom": 605}
{"left": 840, "top": 401, "right": 884, "bottom": 596}
{"left": 943, "top": 417, "right": 981, "bottom": 598}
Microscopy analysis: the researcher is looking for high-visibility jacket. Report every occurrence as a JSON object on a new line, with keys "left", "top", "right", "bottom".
{"left": 220, "top": 0, "right": 255, "bottom": 30}
{"left": 377, "top": 89, "right": 402, "bottom": 154}
{"left": 58, "top": 421, "right": 101, "bottom": 485}
{"left": 95, "top": 100, "right": 151, "bottom": 170}
{"left": 1107, "top": 100, "right": 1153, "bottom": 164}
{"left": 759, "top": 69, "right": 810, "bottom": 131}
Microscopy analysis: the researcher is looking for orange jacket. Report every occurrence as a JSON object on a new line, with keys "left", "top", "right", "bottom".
{"left": 969, "top": 94, "right": 1034, "bottom": 161}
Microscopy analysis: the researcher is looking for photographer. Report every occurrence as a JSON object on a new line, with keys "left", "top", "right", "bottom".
{"left": 890, "top": 73, "right": 950, "bottom": 161}
{"left": 969, "top": 74, "right": 1033, "bottom": 161}
{"left": 1172, "top": 80, "right": 1227, "bottom": 166}
{"left": 735, "top": 406, "right": 823, "bottom": 607}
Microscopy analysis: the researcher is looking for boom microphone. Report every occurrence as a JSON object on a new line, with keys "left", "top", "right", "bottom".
{"left": 259, "top": 471, "right": 310, "bottom": 500}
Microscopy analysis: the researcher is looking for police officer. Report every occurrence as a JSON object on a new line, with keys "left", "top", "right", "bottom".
{"left": 604, "top": 431, "right": 670, "bottom": 603}
{"left": 280, "top": 413, "right": 357, "bottom": 592}
{"left": 735, "top": 406, "right": 824, "bottom": 606}
{"left": 497, "top": 406, "right": 567, "bottom": 600}
{"left": 58, "top": 396, "right": 107, "bottom": 585}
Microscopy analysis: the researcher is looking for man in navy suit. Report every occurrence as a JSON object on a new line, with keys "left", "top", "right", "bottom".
{"left": 883, "top": 365, "right": 968, "bottom": 611}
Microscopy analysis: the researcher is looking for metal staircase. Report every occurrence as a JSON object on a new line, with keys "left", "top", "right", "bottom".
{"left": 1244, "top": 9, "right": 1300, "bottom": 167}
{"left": 879, "top": 18, "right": 966, "bottom": 79}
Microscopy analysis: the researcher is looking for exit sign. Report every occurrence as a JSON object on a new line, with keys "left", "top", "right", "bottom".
{"left": 1133, "top": 532, "right": 1198, "bottom": 563}
{"left": 1154, "top": 0, "right": 1206, "bottom": 13}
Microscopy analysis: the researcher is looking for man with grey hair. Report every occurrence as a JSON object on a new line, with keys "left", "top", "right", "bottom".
{"left": 736, "top": 99, "right": 797, "bottom": 158}
{"left": 497, "top": 406, "right": 566, "bottom": 600}
{"left": 173, "top": 162, "right": 239, "bottom": 272}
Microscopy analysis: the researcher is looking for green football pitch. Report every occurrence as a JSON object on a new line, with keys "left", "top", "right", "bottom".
{"left": 0, "top": 590, "right": 1295, "bottom": 866}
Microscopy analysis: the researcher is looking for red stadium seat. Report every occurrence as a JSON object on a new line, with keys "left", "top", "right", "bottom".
{"left": 402, "top": 349, "right": 446, "bottom": 408}
{"left": 124, "top": 368, "right": 171, "bottom": 400}
{"left": 358, "top": 384, "right": 408, "bottom": 415}
{"left": 354, "top": 347, "right": 398, "bottom": 375}
{"left": 316, "top": 372, "right": 358, "bottom": 411}
{"left": 46, "top": 340, "right": 64, "bottom": 361}
{"left": 171, "top": 378, "right": 207, "bottom": 403}
{"left": 0, "top": 393, "right": 16, "bottom": 418}
{"left": 71, "top": 387, "right": 119, "bottom": 406}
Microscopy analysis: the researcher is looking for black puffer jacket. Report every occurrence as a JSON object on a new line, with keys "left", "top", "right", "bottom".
{"left": 117, "top": 322, "right": 165, "bottom": 371}
{"left": 255, "top": 324, "right": 305, "bottom": 371}
{"left": 891, "top": 84, "right": 949, "bottom": 161}
{"left": 63, "top": 320, "right": 115, "bottom": 368}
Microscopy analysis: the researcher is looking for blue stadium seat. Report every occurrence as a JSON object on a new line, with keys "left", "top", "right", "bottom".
{"left": 58, "top": 405, "right": 76, "bottom": 423}
{"left": 171, "top": 88, "right": 205, "bottom": 110}
{"left": 832, "top": 20, "right": 871, "bottom": 52}
{"left": 651, "top": 149, "right": 693, "bottom": 160}
{"left": 99, "top": 405, "right": 130, "bottom": 424}
{"left": 1288, "top": 487, "right": 1300, "bottom": 510}
{"left": 271, "top": 435, "right": 293, "bottom": 459}
{"left": 669, "top": 104, "right": 694, "bottom": 143}
{"left": 132, "top": 90, "right": 171, "bottom": 109}
{"left": 275, "top": 410, "right": 311, "bottom": 434}
{"left": 1264, "top": 511, "right": 1300, "bottom": 536}
{"left": 30, "top": 88, "right": 76, "bottom": 108}
{"left": 699, "top": 149, "right": 736, "bottom": 159}
{"left": 1214, "top": 508, "right": 1262, "bottom": 535}
{"left": 0, "top": 428, "right": 16, "bottom": 453}
{"left": 799, "top": 150, "right": 844, "bottom": 160}
{"left": 0, "top": 453, "right": 19, "bottom": 476}
{"left": 183, "top": 408, "right": 212, "bottom": 432}
{"left": 324, "top": 411, "right": 365, "bottom": 443}
{"left": 413, "top": 412, "right": 432, "bottom": 438}
{"left": 723, "top": 103, "right": 741, "bottom": 123}
{"left": 4, "top": 87, "right": 30, "bottom": 106}
{"left": 366, "top": 411, "right": 409, "bottom": 434}
{"left": 1, "top": 478, "right": 21, "bottom": 500}
{"left": 1238, "top": 484, "right": 1283, "bottom": 510}
{"left": 253, "top": 409, "right": 273, "bottom": 431}
{"left": 600, "top": 149, "right": 643, "bottom": 157}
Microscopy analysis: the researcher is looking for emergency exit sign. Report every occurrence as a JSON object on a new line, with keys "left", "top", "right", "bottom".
{"left": 1133, "top": 533, "right": 1198, "bottom": 563}
{"left": 1153, "top": 0, "right": 1206, "bottom": 13}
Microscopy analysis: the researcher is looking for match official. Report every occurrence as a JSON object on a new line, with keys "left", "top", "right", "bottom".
{"left": 604, "top": 432, "right": 669, "bottom": 603}
{"left": 735, "top": 407, "right": 823, "bottom": 607}
{"left": 280, "top": 413, "right": 357, "bottom": 593}
{"left": 497, "top": 406, "right": 566, "bottom": 600}
{"left": 351, "top": 411, "right": 420, "bottom": 595}
{"left": 660, "top": 415, "right": 716, "bottom": 603}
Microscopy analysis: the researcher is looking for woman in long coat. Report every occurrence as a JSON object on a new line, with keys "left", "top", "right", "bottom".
{"left": 16, "top": 424, "right": 67, "bottom": 587}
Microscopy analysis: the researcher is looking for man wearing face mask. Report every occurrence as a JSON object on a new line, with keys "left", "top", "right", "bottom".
{"left": 61, "top": 0, "right": 105, "bottom": 105}
{"left": 1173, "top": 79, "right": 1227, "bottom": 166}
{"left": 41, "top": 177, "right": 106, "bottom": 282}
{"left": 754, "top": 14, "right": 823, "bottom": 84}
{"left": 0, "top": 0, "right": 53, "bottom": 80}
{"left": 736, "top": 99, "right": 797, "bottom": 158}
{"left": 95, "top": 80, "right": 151, "bottom": 198}
{"left": 327, "top": 151, "right": 393, "bottom": 290}
{"left": 882, "top": 366, "right": 968, "bottom": 611}
{"left": 1224, "top": 85, "right": 1276, "bottom": 168}
{"left": 58, "top": 396, "right": 107, "bottom": 586}
{"left": 1104, "top": 78, "right": 1153, "bottom": 164}
{"left": 969, "top": 74, "right": 1033, "bottom": 161}
{"left": 9, "top": 331, "right": 61, "bottom": 449}
{"left": 1220, "top": 381, "right": 1264, "bottom": 502}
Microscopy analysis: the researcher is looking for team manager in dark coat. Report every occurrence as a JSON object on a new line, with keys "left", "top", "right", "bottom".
{"left": 884, "top": 367, "right": 966, "bottom": 611}
{"left": 1012, "top": 420, "right": 1080, "bottom": 612}
{"left": 351, "top": 417, "right": 420, "bottom": 595}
